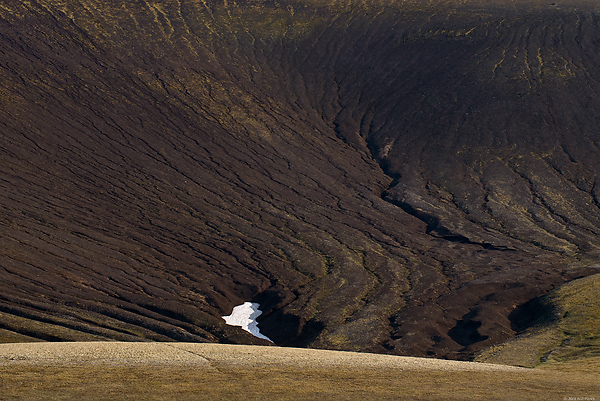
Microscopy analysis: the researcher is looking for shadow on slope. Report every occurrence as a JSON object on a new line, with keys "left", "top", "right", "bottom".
{"left": 476, "top": 273, "right": 600, "bottom": 367}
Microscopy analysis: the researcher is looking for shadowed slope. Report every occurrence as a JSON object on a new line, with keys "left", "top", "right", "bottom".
{"left": 1, "top": 0, "right": 600, "bottom": 359}
{"left": 476, "top": 272, "right": 600, "bottom": 367}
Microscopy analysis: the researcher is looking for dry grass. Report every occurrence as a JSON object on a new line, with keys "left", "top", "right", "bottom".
{"left": 0, "top": 343, "right": 598, "bottom": 400}
{"left": 1, "top": 362, "right": 598, "bottom": 401}
{"left": 2, "top": 275, "right": 599, "bottom": 400}
{"left": 2, "top": 273, "right": 599, "bottom": 400}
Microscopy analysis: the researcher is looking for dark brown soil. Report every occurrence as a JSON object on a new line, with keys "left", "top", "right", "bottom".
{"left": 1, "top": 0, "right": 600, "bottom": 359}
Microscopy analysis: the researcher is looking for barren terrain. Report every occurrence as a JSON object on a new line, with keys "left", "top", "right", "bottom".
{"left": 1, "top": 0, "right": 600, "bottom": 360}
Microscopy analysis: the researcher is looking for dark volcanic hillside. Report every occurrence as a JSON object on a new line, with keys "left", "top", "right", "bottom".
{"left": 1, "top": 0, "right": 600, "bottom": 359}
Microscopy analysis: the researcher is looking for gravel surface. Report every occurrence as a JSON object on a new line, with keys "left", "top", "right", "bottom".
{"left": 0, "top": 342, "right": 212, "bottom": 366}
{"left": 0, "top": 342, "right": 526, "bottom": 371}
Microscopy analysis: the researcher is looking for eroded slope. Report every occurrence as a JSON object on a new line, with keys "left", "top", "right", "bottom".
{"left": 1, "top": 0, "right": 599, "bottom": 359}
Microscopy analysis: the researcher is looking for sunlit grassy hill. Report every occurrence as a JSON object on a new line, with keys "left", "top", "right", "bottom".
{"left": 0, "top": 341, "right": 599, "bottom": 400}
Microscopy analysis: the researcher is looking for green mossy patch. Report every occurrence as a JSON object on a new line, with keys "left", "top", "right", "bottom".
{"left": 476, "top": 273, "right": 600, "bottom": 367}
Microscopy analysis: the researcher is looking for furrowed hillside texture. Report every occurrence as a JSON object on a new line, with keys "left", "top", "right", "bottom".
{"left": 1, "top": 0, "right": 600, "bottom": 359}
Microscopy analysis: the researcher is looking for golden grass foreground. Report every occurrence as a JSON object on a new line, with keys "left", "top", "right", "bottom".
{"left": 0, "top": 342, "right": 598, "bottom": 400}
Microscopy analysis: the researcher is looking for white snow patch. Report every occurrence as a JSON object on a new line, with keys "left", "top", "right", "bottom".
{"left": 222, "top": 302, "right": 273, "bottom": 342}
